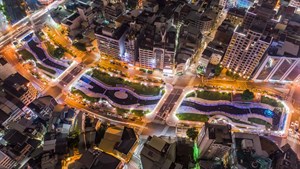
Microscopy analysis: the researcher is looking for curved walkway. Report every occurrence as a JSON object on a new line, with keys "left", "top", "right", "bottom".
{"left": 73, "top": 75, "right": 161, "bottom": 107}
{"left": 180, "top": 100, "right": 280, "bottom": 125}
{"left": 26, "top": 38, "right": 68, "bottom": 73}
{"left": 84, "top": 75, "right": 162, "bottom": 100}
{"left": 75, "top": 85, "right": 156, "bottom": 110}
{"left": 177, "top": 106, "right": 273, "bottom": 124}
{"left": 186, "top": 97, "right": 275, "bottom": 111}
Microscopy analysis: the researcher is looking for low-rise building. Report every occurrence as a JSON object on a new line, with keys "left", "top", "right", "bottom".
{"left": 226, "top": 7, "right": 246, "bottom": 26}
{"left": 0, "top": 96, "right": 25, "bottom": 128}
{"left": 98, "top": 126, "right": 137, "bottom": 162}
{"left": 62, "top": 12, "right": 82, "bottom": 30}
{"left": 104, "top": 3, "right": 124, "bottom": 21}
{"left": 0, "top": 129, "right": 41, "bottom": 168}
{"left": 140, "top": 136, "right": 183, "bottom": 169}
{"left": 28, "top": 96, "right": 58, "bottom": 120}
{"left": 75, "top": 149, "right": 123, "bottom": 169}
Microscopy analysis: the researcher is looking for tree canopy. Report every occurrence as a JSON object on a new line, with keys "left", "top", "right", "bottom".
{"left": 186, "top": 127, "right": 199, "bottom": 140}
{"left": 241, "top": 89, "right": 254, "bottom": 101}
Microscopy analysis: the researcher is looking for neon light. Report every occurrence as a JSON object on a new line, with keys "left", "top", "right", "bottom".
{"left": 193, "top": 142, "right": 200, "bottom": 169}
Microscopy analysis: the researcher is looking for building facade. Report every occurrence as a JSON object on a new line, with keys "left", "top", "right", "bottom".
{"left": 2, "top": 73, "right": 38, "bottom": 106}
{"left": 0, "top": 150, "right": 16, "bottom": 169}
{"left": 0, "top": 57, "right": 16, "bottom": 81}
{"left": 197, "top": 122, "right": 232, "bottom": 160}
{"left": 221, "top": 26, "right": 272, "bottom": 78}
{"left": 95, "top": 23, "right": 128, "bottom": 59}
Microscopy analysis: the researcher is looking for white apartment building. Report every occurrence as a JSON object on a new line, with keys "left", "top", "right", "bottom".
{"left": 139, "top": 48, "right": 155, "bottom": 69}
{"left": 138, "top": 25, "right": 176, "bottom": 73}
{"left": 221, "top": 25, "right": 272, "bottom": 78}
{"left": 153, "top": 47, "right": 175, "bottom": 74}
{"left": 124, "top": 25, "right": 142, "bottom": 65}
{"left": 95, "top": 23, "right": 128, "bottom": 59}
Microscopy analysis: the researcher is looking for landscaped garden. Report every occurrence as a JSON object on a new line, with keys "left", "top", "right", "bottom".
{"left": 18, "top": 49, "right": 36, "bottom": 61}
{"left": 71, "top": 88, "right": 99, "bottom": 103}
{"left": 36, "top": 63, "right": 56, "bottom": 75}
{"left": 176, "top": 113, "right": 209, "bottom": 122}
{"left": 90, "top": 69, "right": 162, "bottom": 96}
{"left": 261, "top": 96, "right": 284, "bottom": 108}
{"left": 186, "top": 90, "right": 231, "bottom": 101}
{"left": 116, "top": 108, "right": 150, "bottom": 117}
{"left": 18, "top": 49, "right": 56, "bottom": 75}
{"left": 44, "top": 41, "right": 65, "bottom": 59}
{"left": 73, "top": 42, "right": 86, "bottom": 51}
{"left": 248, "top": 117, "right": 272, "bottom": 128}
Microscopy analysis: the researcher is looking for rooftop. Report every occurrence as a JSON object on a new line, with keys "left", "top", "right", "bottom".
{"left": 77, "top": 149, "right": 121, "bottom": 169}
{"left": 148, "top": 136, "right": 168, "bottom": 152}
{"left": 205, "top": 122, "right": 232, "bottom": 145}
{"left": 268, "top": 37, "right": 300, "bottom": 58}
{"left": 3, "top": 73, "right": 29, "bottom": 97}
{"left": 95, "top": 23, "right": 129, "bottom": 40}
{"left": 68, "top": 12, "right": 80, "bottom": 21}
{"left": 228, "top": 7, "right": 246, "bottom": 17}
{"left": 2, "top": 129, "right": 28, "bottom": 146}
{"left": 114, "top": 127, "right": 137, "bottom": 155}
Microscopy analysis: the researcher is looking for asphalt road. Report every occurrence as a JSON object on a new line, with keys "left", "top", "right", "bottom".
{"left": 156, "top": 88, "right": 183, "bottom": 120}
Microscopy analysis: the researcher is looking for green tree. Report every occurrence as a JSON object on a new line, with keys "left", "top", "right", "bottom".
{"left": 214, "top": 64, "right": 223, "bottom": 76}
{"left": 53, "top": 47, "right": 65, "bottom": 59}
{"left": 241, "top": 89, "right": 254, "bottom": 101}
{"left": 186, "top": 127, "right": 199, "bottom": 141}
{"left": 67, "top": 130, "right": 80, "bottom": 149}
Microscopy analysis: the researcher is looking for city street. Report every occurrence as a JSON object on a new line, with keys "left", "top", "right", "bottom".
{"left": 156, "top": 88, "right": 183, "bottom": 120}
{"left": 0, "top": 1, "right": 299, "bottom": 167}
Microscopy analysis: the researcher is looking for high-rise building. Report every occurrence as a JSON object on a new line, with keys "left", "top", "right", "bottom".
{"left": 0, "top": 57, "right": 16, "bottom": 81}
{"left": 95, "top": 23, "right": 129, "bottom": 59}
{"left": 221, "top": 23, "right": 272, "bottom": 78}
{"left": 2, "top": 73, "right": 38, "bottom": 106}
{"left": 139, "top": 25, "right": 155, "bottom": 69}
{"left": 252, "top": 36, "right": 300, "bottom": 82}
{"left": 124, "top": 24, "right": 142, "bottom": 65}
{"left": 0, "top": 150, "right": 17, "bottom": 169}
{"left": 197, "top": 122, "right": 232, "bottom": 160}
{"left": 230, "top": 132, "right": 274, "bottom": 169}
{"left": 138, "top": 23, "right": 176, "bottom": 73}
{"left": 0, "top": 96, "right": 25, "bottom": 128}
